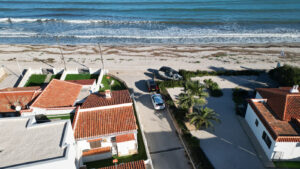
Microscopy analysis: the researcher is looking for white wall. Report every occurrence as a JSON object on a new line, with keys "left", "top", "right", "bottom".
{"left": 245, "top": 103, "right": 275, "bottom": 159}
{"left": 274, "top": 141, "right": 300, "bottom": 160}
{"left": 82, "top": 152, "right": 112, "bottom": 163}
{"left": 22, "top": 107, "right": 75, "bottom": 116}
{"left": 245, "top": 102, "right": 300, "bottom": 161}
{"left": 117, "top": 140, "right": 137, "bottom": 156}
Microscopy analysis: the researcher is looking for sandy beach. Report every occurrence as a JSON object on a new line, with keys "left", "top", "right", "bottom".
{"left": 0, "top": 44, "right": 299, "bottom": 74}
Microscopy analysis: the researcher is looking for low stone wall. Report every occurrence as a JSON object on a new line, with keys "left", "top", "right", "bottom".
{"left": 82, "top": 152, "right": 112, "bottom": 163}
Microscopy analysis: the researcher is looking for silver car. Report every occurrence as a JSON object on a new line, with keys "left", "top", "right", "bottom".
{"left": 151, "top": 94, "right": 165, "bottom": 110}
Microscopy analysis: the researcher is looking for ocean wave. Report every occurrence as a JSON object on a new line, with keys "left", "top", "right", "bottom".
{"left": 0, "top": 17, "right": 157, "bottom": 25}
{"left": 1, "top": 33, "right": 300, "bottom": 39}
{"left": 1, "top": 17, "right": 300, "bottom": 26}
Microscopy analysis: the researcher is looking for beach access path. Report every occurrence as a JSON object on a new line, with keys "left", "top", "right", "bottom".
{"left": 110, "top": 70, "right": 191, "bottom": 169}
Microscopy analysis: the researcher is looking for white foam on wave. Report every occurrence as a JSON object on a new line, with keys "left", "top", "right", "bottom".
{"left": 0, "top": 17, "right": 155, "bottom": 25}
{"left": 1, "top": 33, "right": 300, "bottom": 39}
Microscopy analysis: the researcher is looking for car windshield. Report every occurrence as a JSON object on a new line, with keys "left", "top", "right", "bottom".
{"left": 153, "top": 95, "right": 163, "bottom": 104}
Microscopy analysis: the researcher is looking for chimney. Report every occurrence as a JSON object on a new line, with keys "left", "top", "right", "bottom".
{"left": 290, "top": 85, "right": 299, "bottom": 93}
{"left": 105, "top": 90, "right": 112, "bottom": 98}
{"left": 15, "top": 106, "right": 21, "bottom": 112}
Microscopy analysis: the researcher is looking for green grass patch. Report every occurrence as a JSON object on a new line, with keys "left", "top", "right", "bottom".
{"left": 274, "top": 161, "right": 300, "bottom": 168}
{"left": 65, "top": 74, "right": 99, "bottom": 81}
{"left": 99, "top": 75, "right": 127, "bottom": 92}
{"left": 85, "top": 102, "right": 147, "bottom": 168}
{"left": 25, "top": 74, "right": 46, "bottom": 87}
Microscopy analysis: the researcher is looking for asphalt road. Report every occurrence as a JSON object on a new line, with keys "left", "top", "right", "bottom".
{"left": 111, "top": 70, "right": 191, "bottom": 169}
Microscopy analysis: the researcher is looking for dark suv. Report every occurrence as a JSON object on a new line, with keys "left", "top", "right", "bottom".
{"left": 146, "top": 79, "right": 159, "bottom": 92}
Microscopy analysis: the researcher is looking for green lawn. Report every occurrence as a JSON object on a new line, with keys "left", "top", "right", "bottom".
{"left": 274, "top": 161, "right": 300, "bottom": 168}
{"left": 65, "top": 74, "right": 99, "bottom": 81}
{"left": 25, "top": 74, "right": 47, "bottom": 87}
{"left": 99, "top": 75, "right": 127, "bottom": 92}
{"left": 85, "top": 102, "right": 147, "bottom": 168}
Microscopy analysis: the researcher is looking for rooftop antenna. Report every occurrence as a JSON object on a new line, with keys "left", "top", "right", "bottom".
{"left": 56, "top": 37, "right": 67, "bottom": 71}
{"left": 97, "top": 43, "right": 104, "bottom": 69}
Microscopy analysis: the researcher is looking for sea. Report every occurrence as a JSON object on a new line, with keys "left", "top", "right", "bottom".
{"left": 0, "top": 0, "right": 300, "bottom": 45}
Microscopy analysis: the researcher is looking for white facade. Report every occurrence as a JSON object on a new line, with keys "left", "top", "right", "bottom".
{"left": 245, "top": 101, "right": 300, "bottom": 161}
{"left": 21, "top": 107, "right": 75, "bottom": 116}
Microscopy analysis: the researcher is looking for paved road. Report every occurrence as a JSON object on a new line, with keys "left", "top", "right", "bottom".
{"left": 111, "top": 70, "right": 191, "bottom": 169}
{"left": 191, "top": 89, "right": 265, "bottom": 169}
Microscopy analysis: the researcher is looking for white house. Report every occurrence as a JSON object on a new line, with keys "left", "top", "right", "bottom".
{"left": 73, "top": 90, "right": 138, "bottom": 163}
{"left": 0, "top": 116, "right": 79, "bottom": 169}
{"left": 245, "top": 86, "right": 300, "bottom": 161}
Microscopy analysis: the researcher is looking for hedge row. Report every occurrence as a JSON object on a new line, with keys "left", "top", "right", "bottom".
{"left": 179, "top": 69, "right": 262, "bottom": 80}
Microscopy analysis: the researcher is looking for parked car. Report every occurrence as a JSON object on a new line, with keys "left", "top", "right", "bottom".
{"left": 150, "top": 94, "right": 165, "bottom": 110}
{"left": 146, "top": 79, "right": 159, "bottom": 92}
{"left": 158, "top": 66, "right": 182, "bottom": 80}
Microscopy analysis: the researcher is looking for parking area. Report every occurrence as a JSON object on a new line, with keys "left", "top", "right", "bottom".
{"left": 111, "top": 70, "right": 191, "bottom": 169}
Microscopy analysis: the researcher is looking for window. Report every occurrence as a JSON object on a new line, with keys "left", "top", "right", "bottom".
{"left": 255, "top": 119, "right": 259, "bottom": 126}
{"left": 262, "top": 131, "right": 272, "bottom": 148}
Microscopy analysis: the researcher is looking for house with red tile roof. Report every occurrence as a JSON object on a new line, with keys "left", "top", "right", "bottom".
{"left": 0, "top": 86, "right": 41, "bottom": 117}
{"left": 98, "top": 160, "right": 146, "bottom": 169}
{"left": 245, "top": 86, "right": 300, "bottom": 161}
{"left": 22, "top": 79, "right": 86, "bottom": 116}
{"left": 66, "top": 79, "right": 98, "bottom": 93}
{"left": 73, "top": 90, "right": 138, "bottom": 163}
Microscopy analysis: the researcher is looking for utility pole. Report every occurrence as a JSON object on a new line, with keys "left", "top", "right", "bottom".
{"left": 56, "top": 37, "right": 67, "bottom": 71}
{"left": 16, "top": 57, "right": 23, "bottom": 78}
{"left": 97, "top": 43, "right": 104, "bottom": 69}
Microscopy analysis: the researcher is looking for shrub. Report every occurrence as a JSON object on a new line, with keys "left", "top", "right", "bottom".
{"left": 269, "top": 65, "right": 300, "bottom": 86}
{"left": 179, "top": 69, "right": 262, "bottom": 80}
{"left": 158, "top": 81, "right": 214, "bottom": 169}
{"left": 232, "top": 87, "right": 249, "bottom": 117}
{"left": 203, "top": 79, "right": 223, "bottom": 97}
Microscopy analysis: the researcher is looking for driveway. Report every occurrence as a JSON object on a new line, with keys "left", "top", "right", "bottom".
{"left": 110, "top": 70, "right": 191, "bottom": 169}
{"left": 167, "top": 75, "right": 268, "bottom": 169}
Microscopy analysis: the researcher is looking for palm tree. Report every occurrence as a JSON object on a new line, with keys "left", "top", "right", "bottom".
{"left": 179, "top": 80, "right": 208, "bottom": 114}
{"left": 178, "top": 90, "right": 207, "bottom": 114}
{"left": 187, "top": 106, "right": 220, "bottom": 130}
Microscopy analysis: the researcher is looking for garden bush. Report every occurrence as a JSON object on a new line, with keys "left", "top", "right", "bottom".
{"left": 232, "top": 87, "right": 249, "bottom": 117}
{"left": 203, "top": 79, "right": 223, "bottom": 97}
{"left": 179, "top": 69, "right": 262, "bottom": 80}
{"left": 269, "top": 65, "right": 300, "bottom": 86}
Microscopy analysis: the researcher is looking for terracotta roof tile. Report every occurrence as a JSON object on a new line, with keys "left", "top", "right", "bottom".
{"left": 249, "top": 100, "right": 300, "bottom": 142}
{"left": 74, "top": 106, "right": 137, "bottom": 140}
{"left": 81, "top": 90, "right": 131, "bottom": 108}
{"left": 0, "top": 86, "right": 41, "bottom": 92}
{"left": 82, "top": 147, "right": 111, "bottom": 157}
{"left": 31, "top": 79, "right": 82, "bottom": 108}
{"left": 0, "top": 90, "right": 41, "bottom": 113}
{"left": 99, "top": 160, "right": 145, "bottom": 169}
{"left": 116, "top": 133, "right": 135, "bottom": 143}
{"left": 66, "top": 79, "right": 96, "bottom": 85}
{"left": 257, "top": 87, "right": 300, "bottom": 121}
